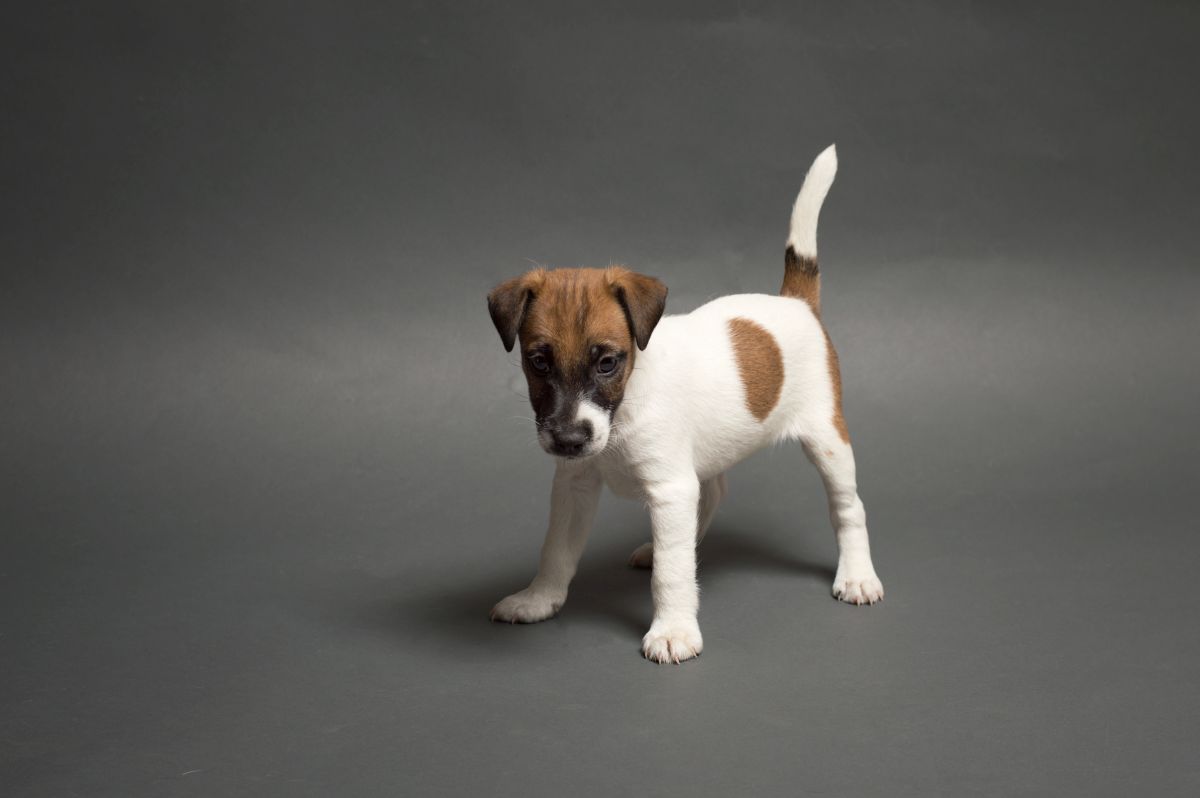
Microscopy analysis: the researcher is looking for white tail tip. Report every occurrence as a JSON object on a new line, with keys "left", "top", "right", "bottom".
{"left": 787, "top": 144, "right": 838, "bottom": 259}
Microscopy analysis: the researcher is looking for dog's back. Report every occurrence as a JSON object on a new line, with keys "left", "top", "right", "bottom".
{"left": 611, "top": 144, "right": 846, "bottom": 475}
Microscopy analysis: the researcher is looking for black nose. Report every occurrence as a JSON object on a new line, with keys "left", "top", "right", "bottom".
{"left": 550, "top": 427, "right": 591, "bottom": 456}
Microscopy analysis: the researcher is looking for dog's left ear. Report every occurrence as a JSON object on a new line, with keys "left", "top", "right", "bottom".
{"left": 610, "top": 270, "right": 668, "bottom": 350}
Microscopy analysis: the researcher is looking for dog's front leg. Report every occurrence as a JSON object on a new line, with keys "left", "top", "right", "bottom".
{"left": 642, "top": 476, "right": 703, "bottom": 663}
{"left": 490, "top": 460, "right": 601, "bottom": 623}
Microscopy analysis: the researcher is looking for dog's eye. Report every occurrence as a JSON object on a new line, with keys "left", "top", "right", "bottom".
{"left": 528, "top": 353, "right": 550, "bottom": 373}
{"left": 596, "top": 355, "right": 618, "bottom": 375}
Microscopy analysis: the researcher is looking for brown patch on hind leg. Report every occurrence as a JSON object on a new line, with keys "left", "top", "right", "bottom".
{"left": 822, "top": 328, "right": 850, "bottom": 443}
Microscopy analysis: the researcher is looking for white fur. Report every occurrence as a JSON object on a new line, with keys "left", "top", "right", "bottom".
{"left": 787, "top": 143, "right": 837, "bottom": 258}
{"left": 491, "top": 145, "right": 883, "bottom": 663}
{"left": 572, "top": 397, "right": 611, "bottom": 456}
{"left": 491, "top": 460, "right": 602, "bottom": 624}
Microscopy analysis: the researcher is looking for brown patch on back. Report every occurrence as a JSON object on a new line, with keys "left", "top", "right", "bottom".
{"left": 823, "top": 328, "right": 850, "bottom": 443}
{"left": 727, "top": 318, "right": 784, "bottom": 421}
{"left": 781, "top": 246, "right": 821, "bottom": 315}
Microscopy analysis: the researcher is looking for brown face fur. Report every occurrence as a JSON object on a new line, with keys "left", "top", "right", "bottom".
{"left": 488, "top": 267, "right": 667, "bottom": 455}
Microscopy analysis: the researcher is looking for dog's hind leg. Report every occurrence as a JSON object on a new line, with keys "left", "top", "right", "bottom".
{"left": 628, "top": 472, "right": 726, "bottom": 568}
{"left": 800, "top": 429, "right": 884, "bottom": 605}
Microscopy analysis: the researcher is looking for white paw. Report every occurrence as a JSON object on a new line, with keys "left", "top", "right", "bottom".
{"left": 641, "top": 619, "right": 703, "bottom": 664}
{"left": 832, "top": 568, "right": 884, "bottom": 605}
{"left": 627, "top": 542, "right": 653, "bottom": 569}
{"left": 490, "top": 588, "right": 564, "bottom": 623}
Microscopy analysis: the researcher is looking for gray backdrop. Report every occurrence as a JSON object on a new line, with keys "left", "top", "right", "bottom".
{"left": 3, "top": 2, "right": 1198, "bottom": 796}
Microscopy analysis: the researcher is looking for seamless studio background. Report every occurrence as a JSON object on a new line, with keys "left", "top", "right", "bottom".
{"left": 2, "top": 2, "right": 1199, "bottom": 796}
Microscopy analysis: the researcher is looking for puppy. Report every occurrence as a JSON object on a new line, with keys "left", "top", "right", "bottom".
{"left": 486, "top": 145, "right": 883, "bottom": 664}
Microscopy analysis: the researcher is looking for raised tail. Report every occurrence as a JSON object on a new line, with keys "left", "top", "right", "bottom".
{"left": 781, "top": 144, "right": 838, "bottom": 314}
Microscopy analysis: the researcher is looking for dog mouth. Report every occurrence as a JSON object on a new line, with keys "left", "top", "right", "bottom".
{"left": 555, "top": 447, "right": 603, "bottom": 460}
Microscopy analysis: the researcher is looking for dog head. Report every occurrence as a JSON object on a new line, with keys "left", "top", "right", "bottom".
{"left": 488, "top": 267, "right": 667, "bottom": 459}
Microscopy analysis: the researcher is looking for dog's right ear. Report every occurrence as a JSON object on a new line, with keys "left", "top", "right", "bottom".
{"left": 609, "top": 269, "right": 668, "bottom": 351}
{"left": 487, "top": 274, "right": 534, "bottom": 352}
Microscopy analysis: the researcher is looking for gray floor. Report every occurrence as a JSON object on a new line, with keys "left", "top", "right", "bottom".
{"left": 3, "top": 2, "right": 1199, "bottom": 796}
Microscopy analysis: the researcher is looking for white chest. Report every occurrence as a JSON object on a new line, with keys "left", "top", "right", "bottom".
{"left": 595, "top": 452, "right": 647, "bottom": 500}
